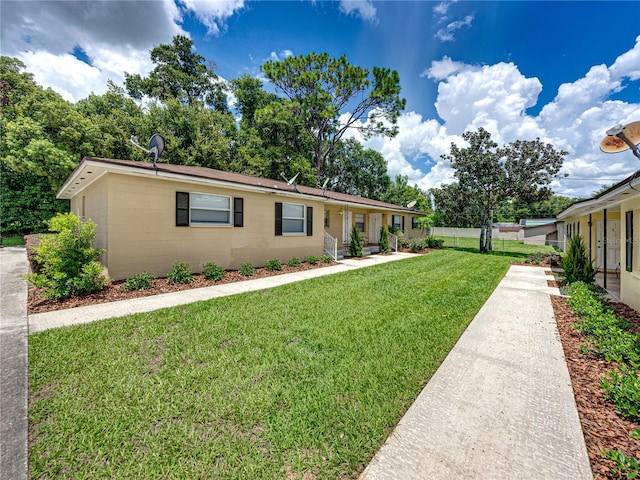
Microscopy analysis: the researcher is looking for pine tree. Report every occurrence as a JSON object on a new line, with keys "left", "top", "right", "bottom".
{"left": 562, "top": 234, "right": 595, "bottom": 284}
{"left": 379, "top": 225, "right": 390, "bottom": 253}
{"left": 349, "top": 225, "right": 363, "bottom": 257}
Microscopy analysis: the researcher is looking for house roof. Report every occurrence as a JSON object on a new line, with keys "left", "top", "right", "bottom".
{"left": 58, "top": 157, "right": 423, "bottom": 214}
{"left": 557, "top": 168, "right": 640, "bottom": 219}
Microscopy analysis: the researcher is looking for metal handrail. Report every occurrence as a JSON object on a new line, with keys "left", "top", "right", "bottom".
{"left": 324, "top": 231, "right": 338, "bottom": 261}
{"left": 389, "top": 233, "right": 398, "bottom": 252}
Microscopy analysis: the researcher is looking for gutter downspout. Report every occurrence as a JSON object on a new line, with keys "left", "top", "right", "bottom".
{"left": 589, "top": 214, "right": 592, "bottom": 265}
{"left": 603, "top": 209, "right": 607, "bottom": 290}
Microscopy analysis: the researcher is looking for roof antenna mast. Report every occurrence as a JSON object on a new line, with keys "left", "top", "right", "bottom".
{"left": 130, "top": 134, "right": 165, "bottom": 171}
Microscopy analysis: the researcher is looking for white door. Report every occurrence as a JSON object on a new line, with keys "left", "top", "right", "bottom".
{"left": 369, "top": 213, "right": 382, "bottom": 244}
{"left": 342, "top": 211, "right": 352, "bottom": 245}
{"left": 596, "top": 220, "right": 620, "bottom": 271}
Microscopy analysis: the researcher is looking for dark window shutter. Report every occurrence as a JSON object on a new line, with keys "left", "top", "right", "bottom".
{"left": 626, "top": 211, "right": 633, "bottom": 272}
{"left": 234, "top": 197, "right": 244, "bottom": 227}
{"left": 401, "top": 216, "right": 405, "bottom": 231}
{"left": 275, "top": 202, "right": 283, "bottom": 236}
{"left": 176, "top": 192, "right": 189, "bottom": 226}
{"left": 307, "top": 206, "right": 313, "bottom": 236}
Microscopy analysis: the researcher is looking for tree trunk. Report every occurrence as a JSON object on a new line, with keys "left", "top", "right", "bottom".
{"left": 479, "top": 212, "right": 487, "bottom": 253}
{"left": 485, "top": 209, "right": 494, "bottom": 252}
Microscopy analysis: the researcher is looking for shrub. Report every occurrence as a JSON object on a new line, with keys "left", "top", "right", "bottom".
{"left": 239, "top": 263, "right": 254, "bottom": 276}
{"left": 600, "top": 365, "right": 640, "bottom": 423}
{"left": 287, "top": 257, "right": 301, "bottom": 268}
{"left": 321, "top": 254, "right": 332, "bottom": 263}
{"left": 167, "top": 262, "right": 192, "bottom": 284}
{"left": 426, "top": 236, "right": 444, "bottom": 248}
{"left": 305, "top": 255, "right": 319, "bottom": 265}
{"left": 562, "top": 234, "right": 595, "bottom": 284}
{"left": 265, "top": 258, "right": 282, "bottom": 271}
{"left": 349, "top": 225, "right": 363, "bottom": 257}
{"left": 123, "top": 272, "right": 155, "bottom": 291}
{"left": 203, "top": 262, "right": 225, "bottom": 281}
{"left": 379, "top": 226, "right": 389, "bottom": 253}
{"left": 25, "top": 213, "right": 106, "bottom": 299}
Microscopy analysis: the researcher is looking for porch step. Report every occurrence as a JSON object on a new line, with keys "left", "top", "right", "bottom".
{"left": 336, "top": 245, "right": 380, "bottom": 260}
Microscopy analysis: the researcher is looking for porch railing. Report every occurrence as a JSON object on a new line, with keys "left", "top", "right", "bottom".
{"left": 389, "top": 233, "right": 398, "bottom": 252}
{"left": 324, "top": 231, "right": 338, "bottom": 261}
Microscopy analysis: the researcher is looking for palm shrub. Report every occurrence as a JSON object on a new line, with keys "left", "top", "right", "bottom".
{"left": 562, "top": 234, "right": 595, "bottom": 284}
{"left": 25, "top": 212, "right": 106, "bottom": 299}
{"left": 349, "top": 225, "right": 363, "bottom": 257}
{"left": 379, "top": 225, "right": 389, "bottom": 253}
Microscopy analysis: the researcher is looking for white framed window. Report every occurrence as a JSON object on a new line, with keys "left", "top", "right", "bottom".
{"left": 282, "top": 202, "right": 305, "bottom": 234}
{"left": 190, "top": 192, "right": 231, "bottom": 225}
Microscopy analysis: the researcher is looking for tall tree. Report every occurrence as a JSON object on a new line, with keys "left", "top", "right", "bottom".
{"left": 382, "top": 175, "right": 430, "bottom": 211}
{"left": 125, "top": 35, "right": 227, "bottom": 111}
{"left": 324, "top": 138, "right": 390, "bottom": 200}
{"left": 430, "top": 183, "right": 481, "bottom": 227}
{"left": 442, "top": 128, "right": 566, "bottom": 252}
{"left": 0, "top": 56, "right": 99, "bottom": 189}
{"left": 261, "top": 52, "right": 405, "bottom": 184}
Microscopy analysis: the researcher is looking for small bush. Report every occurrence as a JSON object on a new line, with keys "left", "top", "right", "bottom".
{"left": 265, "top": 258, "right": 282, "bottom": 271}
{"left": 379, "top": 226, "right": 389, "bottom": 253}
{"left": 321, "top": 254, "right": 332, "bottom": 263}
{"left": 287, "top": 257, "right": 301, "bottom": 268}
{"left": 167, "top": 262, "right": 192, "bottom": 284}
{"left": 239, "top": 263, "right": 254, "bottom": 276}
{"left": 426, "top": 236, "right": 444, "bottom": 248}
{"left": 124, "top": 272, "right": 155, "bottom": 291}
{"left": 24, "top": 213, "right": 106, "bottom": 299}
{"left": 600, "top": 365, "right": 640, "bottom": 423}
{"left": 305, "top": 255, "right": 319, "bottom": 265}
{"left": 203, "top": 262, "right": 225, "bottom": 281}
{"left": 601, "top": 448, "right": 639, "bottom": 480}
{"left": 349, "top": 225, "right": 363, "bottom": 257}
{"left": 562, "top": 234, "right": 595, "bottom": 284}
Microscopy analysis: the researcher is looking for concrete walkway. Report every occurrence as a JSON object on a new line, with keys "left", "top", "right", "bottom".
{"left": 1, "top": 248, "right": 593, "bottom": 480}
{"left": 0, "top": 247, "right": 29, "bottom": 480}
{"left": 360, "top": 265, "right": 592, "bottom": 480}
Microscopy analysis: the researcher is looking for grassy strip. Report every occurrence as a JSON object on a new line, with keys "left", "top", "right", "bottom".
{"left": 2, "top": 234, "right": 25, "bottom": 246}
{"left": 433, "top": 235, "right": 556, "bottom": 256}
{"left": 29, "top": 249, "right": 518, "bottom": 479}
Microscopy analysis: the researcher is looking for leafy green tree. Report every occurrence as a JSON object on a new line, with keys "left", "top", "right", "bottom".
{"left": 430, "top": 183, "right": 480, "bottom": 227}
{"left": 261, "top": 52, "right": 405, "bottom": 184}
{"left": 75, "top": 81, "right": 145, "bottom": 160}
{"left": 125, "top": 35, "right": 227, "bottom": 111}
{"left": 324, "top": 138, "right": 390, "bottom": 199}
{"left": 231, "top": 75, "right": 277, "bottom": 129}
{"left": 1, "top": 57, "right": 100, "bottom": 189}
{"left": 442, "top": 128, "right": 566, "bottom": 252}
{"left": 0, "top": 162, "right": 69, "bottom": 234}
{"left": 382, "top": 175, "right": 430, "bottom": 211}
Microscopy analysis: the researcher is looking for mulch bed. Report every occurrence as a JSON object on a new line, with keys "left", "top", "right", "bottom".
{"left": 551, "top": 294, "right": 640, "bottom": 478}
{"left": 27, "top": 261, "right": 338, "bottom": 314}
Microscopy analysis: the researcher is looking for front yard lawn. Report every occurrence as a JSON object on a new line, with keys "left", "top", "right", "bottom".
{"left": 29, "top": 249, "right": 519, "bottom": 479}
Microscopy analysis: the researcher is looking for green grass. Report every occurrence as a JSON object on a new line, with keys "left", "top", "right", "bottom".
{"left": 29, "top": 249, "right": 522, "bottom": 479}
{"left": 2, "top": 234, "right": 25, "bottom": 246}
{"left": 433, "top": 235, "right": 556, "bottom": 257}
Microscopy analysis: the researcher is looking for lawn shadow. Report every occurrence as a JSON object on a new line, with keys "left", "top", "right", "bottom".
{"left": 443, "top": 245, "right": 528, "bottom": 260}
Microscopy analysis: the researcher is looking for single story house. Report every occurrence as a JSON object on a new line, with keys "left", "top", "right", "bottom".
{"left": 557, "top": 169, "right": 640, "bottom": 312}
{"left": 57, "top": 157, "right": 428, "bottom": 281}
{"left": 520, "top": 219, "right": 558, "bottom": 247}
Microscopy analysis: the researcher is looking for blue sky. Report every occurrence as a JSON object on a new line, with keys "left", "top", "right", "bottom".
{"left": 2, "top": 1, "right": 640, "bottom": 198}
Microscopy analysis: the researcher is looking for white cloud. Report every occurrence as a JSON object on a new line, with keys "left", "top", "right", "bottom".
{"left": 421, "top": 55, "right": 467, "bottom": 80}
{"left": 435, "top": 14, "right": 473, "bottom": 42}
{"left": 180, "top": 0, "right": 245, "bottom": 35}
{"left": 267, "top": 50, "right": 294, "bottom": 62}
{"left": 339, "top": 0, "right": 377, "bottom": 23}
{"left": 433, "top": 1, "right": 457, "bottom": 17}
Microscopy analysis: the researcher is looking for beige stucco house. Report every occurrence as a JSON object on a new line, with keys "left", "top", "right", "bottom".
{"left": 557, "top": 169, "right": 640, "bottom": 312}
{"left": 57, "top": 157, "right": 427, "bottom": 281}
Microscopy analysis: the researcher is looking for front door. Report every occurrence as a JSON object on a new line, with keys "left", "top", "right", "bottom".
{"left": 596, "top": 220, "right": 620, "bottom": 271}
{"left": 369, "top": 213, "right": 382, "bottom": 244}
{"left": 342, "top": 211, "right": 352, "bottom": 245}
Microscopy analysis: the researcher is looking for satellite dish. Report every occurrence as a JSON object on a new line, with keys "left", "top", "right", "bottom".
{"left": 280, "top": 172, "right": 300, "bottom": 185}
{"left": 407, "top": 200, "right": 417, "bottom": 209}
{"left": 600, "top": 121, "right": 640, "bottom": 159}
{"left": 130, "top": 133, "right": 166, "bottom": 168}
{"left": 148, "top": 134, "right": 165, "bottom": 165}
{"left": 320, "top": 178, "right": 330, "bottom": 190}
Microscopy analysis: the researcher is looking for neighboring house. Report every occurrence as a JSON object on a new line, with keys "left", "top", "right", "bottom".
{"left": 557, "top": 169, "right": 640, "bottom": 312}
{"left": 57, "top": 157, "right": 427, "bottom": 281}
{"left": 520, "top": 219, "right": 558, "bottom": 247}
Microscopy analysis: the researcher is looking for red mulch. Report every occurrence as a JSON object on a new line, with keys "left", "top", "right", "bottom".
{"left": 27, "top": 261, "right": 338, "bottom": 314}
{"left": 551, "top": 294, "right": 640, "bottom": 478}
